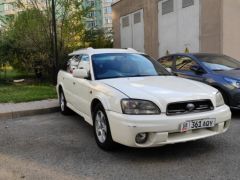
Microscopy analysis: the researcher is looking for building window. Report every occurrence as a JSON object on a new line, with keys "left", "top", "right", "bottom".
{"left": 89, "top": 11, "right": 95, "bottom": 18}
{"left": 182, "top": 0, "right": 194, "bottom": 8}
{"left": 104, "top": 6, "right": 112, "bottom": 14}
{"left": 134, "top": 12, "right": 141, "bottom": 24}
{"left": 88, "top": 21, "right": 96, "bottom": 28}
{"left": 105, "top": 17, "right": 112, "bottom": 24}
{"left": 122, "top": 16, "right": 129, "bottom": 28}
{"left": 4, "top": 4, "right": 12, "bottom": 11}
{"left": 88, "top": 0, "right": 95, "bottom": 7}
{"left": 162, "top": 0, "right": 174, "bottom": 15}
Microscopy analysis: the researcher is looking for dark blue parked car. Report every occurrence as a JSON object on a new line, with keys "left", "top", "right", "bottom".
{"left": 158, "top": 53, "right": 240, "bottom": 109}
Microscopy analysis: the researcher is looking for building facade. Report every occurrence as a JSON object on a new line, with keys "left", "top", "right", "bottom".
{"left": 0, "top": 0, "right": 113, "bottom": 30}
{"left": 0, "top": 0, "right": 46, "bottom": 28}
{"left": 83, "top": 0, "right": 103, "bottom": 29}
{"left": 102, "top": 0, "right": 113, "bottom": 29}
{"left": 83, "top": 0, "right": 113, "bottom": 30}
{"left": 0, "top": 0, "right": 17, "bottom": 28}
{"left": 112, "top": 0, "right": 240, "bottom": 60}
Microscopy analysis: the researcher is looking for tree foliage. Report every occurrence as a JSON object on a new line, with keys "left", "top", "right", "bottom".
{"left": 0, "top": 0, "right": 113, "bottom": 80}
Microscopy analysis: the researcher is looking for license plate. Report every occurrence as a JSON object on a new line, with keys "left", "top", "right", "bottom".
{"left": 180, "top": 118, "right": 216, "bottom": 132}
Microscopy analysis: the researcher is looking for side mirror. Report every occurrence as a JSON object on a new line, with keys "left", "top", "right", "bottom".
{"left": 190, "top": 65, "right": 205, "bottom": 74}
{"left": 73, "top": 69, "right": 88, "bottom": 79}
{"left": 166, "top": 68, "right": 172, "bottom": 73}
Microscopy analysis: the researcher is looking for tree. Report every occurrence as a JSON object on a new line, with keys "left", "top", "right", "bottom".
{"left": 85, "top": 28, "right": 113, "bottom": 48}
{"left": 0, "top": 0, "right": 113, "bottom": 81}
{"left": 0, "top": 0, "right": 89, "bottom": 79}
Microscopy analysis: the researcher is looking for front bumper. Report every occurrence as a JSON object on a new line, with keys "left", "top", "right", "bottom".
{"left": 107, "top": 105, "right": 231, "bottom": 147}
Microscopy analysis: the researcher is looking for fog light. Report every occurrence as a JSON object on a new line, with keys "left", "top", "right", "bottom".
{"left": 135, "top": 133, "right": 148, "bottom": 144}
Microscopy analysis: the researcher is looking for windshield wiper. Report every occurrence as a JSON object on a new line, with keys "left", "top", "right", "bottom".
{"left": 127, "top": 75, "right": 159, "bottom": 78}
{"left": 213, "top": 69, "right": 225, "bottom": 71}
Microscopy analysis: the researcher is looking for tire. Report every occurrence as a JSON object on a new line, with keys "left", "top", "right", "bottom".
{"left": 93, "top": 103, "right": 116, "bottom": 151}
{"left": 59, "top": 90, "right": 72, "bottom": 115}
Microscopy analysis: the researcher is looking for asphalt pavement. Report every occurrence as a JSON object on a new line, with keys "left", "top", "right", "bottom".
{"left": 0, "top": 112, "right": 240, "bottom": 180}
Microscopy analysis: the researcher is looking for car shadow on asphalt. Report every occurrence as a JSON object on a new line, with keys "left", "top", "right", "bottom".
{"left": 112, "top": 140, "right": 217, "bottom": 161}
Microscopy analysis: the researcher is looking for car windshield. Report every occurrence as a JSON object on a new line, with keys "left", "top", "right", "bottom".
{"left": 92, "top": 53, "right": 171, "bottom": 80}
{"left": 196, "top": 54, "right": 240, "bottom": 71}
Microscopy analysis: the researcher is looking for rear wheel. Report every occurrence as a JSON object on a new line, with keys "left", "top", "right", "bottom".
{"left": 93, "top": 103, "right": 116, "bottom": 151}
{"left": 59, "top": 90, "right": 72, "bottom": 115}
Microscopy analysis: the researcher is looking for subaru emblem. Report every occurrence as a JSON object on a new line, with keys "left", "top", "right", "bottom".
{"left": 186, "top": 103, "right": 195, "bottom": 111}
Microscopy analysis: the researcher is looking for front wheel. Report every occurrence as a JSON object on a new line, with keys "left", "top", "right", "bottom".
{"left": 93, "top": 104, "right": 116, "bottom": 151}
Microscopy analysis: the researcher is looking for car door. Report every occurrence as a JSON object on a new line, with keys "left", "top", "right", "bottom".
{"left": 172, "top": 55, "right": 206, "bottom": 82}
{"left": 71, "top": 54, "right": 92, "bottom": 116}
{"left": 63, "top": 55, "right": 82, "bottom": 106}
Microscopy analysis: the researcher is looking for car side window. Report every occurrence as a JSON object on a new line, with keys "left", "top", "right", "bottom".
{"left": 175, "top": 56, "right": 197, "bottom": 71}
{"left": 67, "top": 55, "right": 82, "bottom": 73}
{"left": 159, "top": 56, "right": 173, "bottom": 68}
{"left": 78, "top": 54, "right": 90, "bottom": 69}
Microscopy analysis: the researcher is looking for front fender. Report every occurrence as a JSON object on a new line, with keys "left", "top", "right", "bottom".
{"left": 91, "top": 90, "right": 126, "bottom": 114}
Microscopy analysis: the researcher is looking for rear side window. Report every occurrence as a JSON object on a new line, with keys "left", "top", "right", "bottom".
{"left": 159, "top": 56, "right": 174, "bottom": 68}
{"left": 78, "top": 54, "right": 90, "bottom": 72}
{"left": 175, "top": 56, "right": 197, "bottom": 71}
{"left": 67, "top": 55, "right": 82, "bottom": 73}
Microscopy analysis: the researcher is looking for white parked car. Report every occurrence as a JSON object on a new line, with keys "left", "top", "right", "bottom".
{"left": 57, "top": 48, "right": 231, "bottom": 150}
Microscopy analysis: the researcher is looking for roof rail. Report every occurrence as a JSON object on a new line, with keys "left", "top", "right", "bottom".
{"left": 68, "top": 47, "right": 94, "bottom": 56}
{"left": 87, "top": 47, "right": 94, "bottom": 50}
{"left": 127, "top": 48, "right": 138, "bottom": 53}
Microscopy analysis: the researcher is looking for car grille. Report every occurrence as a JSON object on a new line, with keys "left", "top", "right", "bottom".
{"left": 166, "top": 100, "right": 214, "bottom": 116}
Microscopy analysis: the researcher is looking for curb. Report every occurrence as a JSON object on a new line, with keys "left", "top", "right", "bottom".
{"left": 0, "top": 99, "right": 59, "bottom": 120}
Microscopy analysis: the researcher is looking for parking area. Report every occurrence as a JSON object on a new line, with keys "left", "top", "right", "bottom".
{"left": 0, "top": 112, "right": 240, "bottom": 180}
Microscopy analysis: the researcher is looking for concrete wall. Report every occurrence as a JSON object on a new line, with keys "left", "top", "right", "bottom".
{"left": 200, "top": 0, "right": 222, "bottom": 54}
{"left": 113, "top": 0, "right": 240, "bottom": 60}
{"left": 112, "top": 0, "right": 159, "bottom": 59}
{"left": 222, "top": 0, "right": 240, "bottom": 60}
{"left": 158, "top": 0, "right": 200, "bottom": 57}
{"left": 120, "top": 9, "right": 145, "bottom": 52}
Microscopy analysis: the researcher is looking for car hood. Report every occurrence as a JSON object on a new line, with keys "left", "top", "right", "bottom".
{"left": 100, "top": 76, "right": 217, "bottom": 112}
{"left": 214, "top": 69, "right": 240, "bottom": 80}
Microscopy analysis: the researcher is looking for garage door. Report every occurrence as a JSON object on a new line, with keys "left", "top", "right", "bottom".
{"left": 158, "top": 0, "right": 200, "bottom": 57}
{"left": 120, "top": 9, "right": 145, "bottom": 52}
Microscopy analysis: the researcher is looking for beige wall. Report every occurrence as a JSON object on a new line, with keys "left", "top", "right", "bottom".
{"left": 200, "top": 0, "right": 222, "bottom": 54}
{"left": 222, "top": 0, "right": 240, "bottom": 60}
{"left": 112, "top": 0, "right": 159, "bottom": 59}
{"left": 113, "top": 0, "right": 240, "bottom": 60}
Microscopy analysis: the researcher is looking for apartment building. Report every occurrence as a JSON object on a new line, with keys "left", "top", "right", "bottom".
{"left": 102, "top": 0, "right": 113, "bottom": 29}
{"left": 83, "top": 0, "right": 113, "bottom": 30}
{"left": 0, "top": 0, "right": 46, "bottom": 28}
{"left": 112, "top": 0, "right": 240, "bottom": 60}
{"left": 83, "top": 0, "right": 103, "bottom": 29}
{"left": 0, "top": 0, "right": 19, "bottom": 29}
{"left": 0, "top": 0, "right": 113, "bottom": 30}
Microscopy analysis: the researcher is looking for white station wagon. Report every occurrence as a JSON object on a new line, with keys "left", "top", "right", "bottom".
{"left": 57, "top": 48, "right": 231, "bottom": 150}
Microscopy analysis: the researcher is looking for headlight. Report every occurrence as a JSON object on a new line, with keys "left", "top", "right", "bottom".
{"left": 224, "top": 77, "right": 240, "bottom": 88}
{"left": 216, "top": 92, "right": 225, "bottom": 107}
{"left": 121, "top": 99, "right": 161, "bottom": 115}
